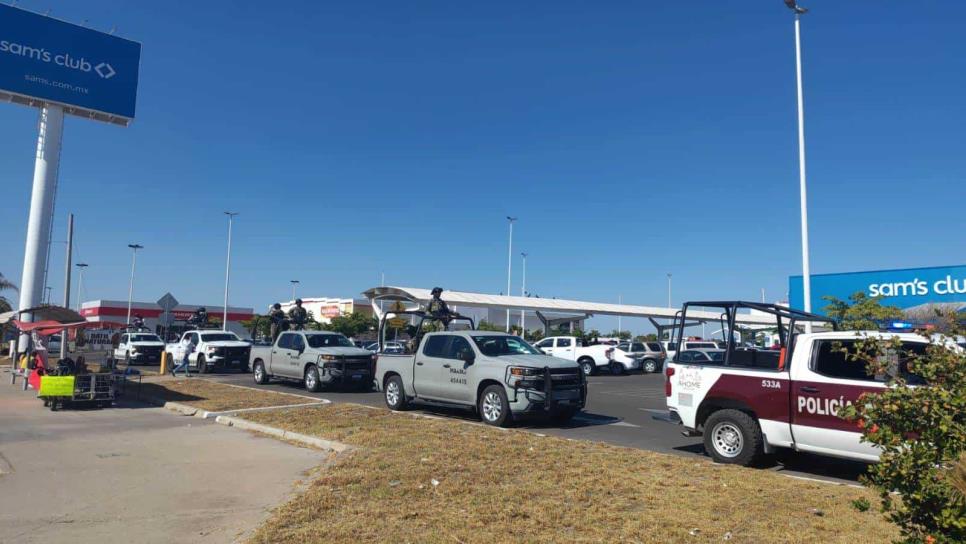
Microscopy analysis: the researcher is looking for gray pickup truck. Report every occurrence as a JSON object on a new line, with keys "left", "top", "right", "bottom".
{"left": 375, "top": 328, "right": 587, "bottom": 427}
{"left": 250, "top": 330, "right": 375, "bottom": 391}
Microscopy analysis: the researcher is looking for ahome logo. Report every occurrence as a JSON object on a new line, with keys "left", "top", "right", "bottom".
{"left": 0, "top": 39, "right": 116, "bottom": 79}
{"left": 868, "top": 275, "right": 966, "bottom": 297}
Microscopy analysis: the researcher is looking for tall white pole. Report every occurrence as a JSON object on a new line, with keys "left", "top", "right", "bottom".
{"left": 75, "top": 263, "right": 88, "bottom": 311}
{"left": 505, "top": 217, "right": 516, "bottom": 332}
{"left": 519, "top": 252, "right": 527, "bottom": 332}
{"left": 618, "top": 294, "right": 622, "bottom": 337}
{"left": 223, "top": 212, "right": 237, "bottom": 330}
{"left": 794, "top": 12, "right": 813, "bottom": 333}
{"left": 291, "top": 280, "right": 299, "bottom": 302}
{"left": 667, "top": 273, "right": 672, "bottom": 308}
{"left": 126, "top": 244, "right": 142, "bottom": 324}
{"left": 60, "top": 214, "right": 73, "bottom": 359}
{"left": 17, "top": 105, "right": 64, "bottom": 351}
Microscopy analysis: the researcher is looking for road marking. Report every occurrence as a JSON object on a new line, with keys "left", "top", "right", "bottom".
{"left": 608, "top": 421, "right": 640, "bottom": 428}
{"left": 779, "top": 474, "right": 864, "bottom": 489}
{"left": 639, "top": 408, "right": 668, "bottom": 415}
{"left": 200, "top": 377, "right": 330, "bottom": 402}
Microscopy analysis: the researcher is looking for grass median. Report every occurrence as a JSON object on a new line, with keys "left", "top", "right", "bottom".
{"left": 139, "top": 378, "right": 318, "bottom": 412}
{"left": 243, "top": 404, "right": 896, "bottom": 543}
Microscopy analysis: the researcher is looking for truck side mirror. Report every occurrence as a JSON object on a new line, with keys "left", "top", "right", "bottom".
{"left": 460, "top": 351, "right": 475, "bottom": 365}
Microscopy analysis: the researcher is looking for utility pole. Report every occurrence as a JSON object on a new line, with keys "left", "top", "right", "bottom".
{"left": 126, "top": 244, "right": 143, "bottom": 324}
{"left": 290, "top": 280, "right": 299, "bottom": 302}
{"left": 60, "top": 213, "right": 73, "bottom": 359}
{"left": 618, "top": 294, "right": 622, "bottom": 338}
{"left": 519, "top": 252, "right": 528, "bottom": 332}
{"left": 74, "top": 263, "right": 88, "bottom": 311}
{"left": 786, "top": 0, "right": 813, "bottom": 332}
{"left": 505, "top": 216, "right": 517, "bottom": 332}
{"left": 222, "top": 212, "right": 238, "bottom": 330}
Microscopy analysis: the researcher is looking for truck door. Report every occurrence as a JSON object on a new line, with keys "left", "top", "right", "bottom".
{"left": 534, "top": 338, "right": 554, "bottom": 356}
{"left": 789, "top": 338, "right": 884, "bottom": 461}
{"left": 436, "top": 335, "right": 475, "bottom": 403}
{"left": 555, "top": 337, "right": 576, "bottom": 360}
{"left": 413, "top": 335, "right": 451, "bottom": 400}
{"left": 272, "top": 333, "right": 300, "bottom": 378}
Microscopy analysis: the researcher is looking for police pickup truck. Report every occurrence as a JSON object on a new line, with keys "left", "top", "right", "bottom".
{"left": 250, "top": 330, "right": 375, "bottom": 391}
{"left": 374, "top": 311, "right": 587, "bottom": 427}
{"left": 665, "top": 301, "right": 946, "bottom": 466}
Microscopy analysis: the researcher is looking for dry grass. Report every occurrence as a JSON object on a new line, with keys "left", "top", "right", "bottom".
{"left": 243, "top": 404, "right": 896, "bottom": 544}
{"left": 139, "top": 379, "right": 317, "bottom": 412}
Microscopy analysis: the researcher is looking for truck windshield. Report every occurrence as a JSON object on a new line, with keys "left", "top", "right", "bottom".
{"left": 306, "top": 334, "right": 353, "bottom": 348}
{"left": 471, "top": 336, "right": 542, "bottom": 356}
{"left": 131, "top": 334, "right": 162, "bottom": 342}
{"left": 201, "top": 333, "right": 239, "bottom": 342}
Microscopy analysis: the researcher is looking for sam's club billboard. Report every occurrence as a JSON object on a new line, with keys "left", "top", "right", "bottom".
{"left": 790, "top": 265, "right": 966, "bottom": 315}
{"left": 0, "top": 4, "right": 140, "bottom": 121}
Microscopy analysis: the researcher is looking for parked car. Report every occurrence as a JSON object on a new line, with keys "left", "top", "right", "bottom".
{"left": 251, "top": 331, "right": 375, "bottom": 391}
{"left": 366, "top": 341, "right": 406, "bottom": 354}
{"left": 613, "top": 341, "right": 666, "bottom": 373}
{"left": 533, "top": 336, "right": 614, "bottom": 376}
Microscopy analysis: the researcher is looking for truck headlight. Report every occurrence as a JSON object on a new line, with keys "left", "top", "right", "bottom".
{"left": 320, "top": 354, "right": 337, "bottom": 361}
{"left": 506, "top": 366, "right": 543, "bottom": 388}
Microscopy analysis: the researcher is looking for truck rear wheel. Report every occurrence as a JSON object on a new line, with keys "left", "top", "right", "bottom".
{"left": 703, "top": 409, "right": 764, "bottom": 466}
{"left": 384, "top": 375, "right": 409, "bottom": 411}
{"left": 253, "top": 360, "right": 269, "bottom": 384}
{"left": 479, "top": 385, "right": 512, "bottom": 427}
{"left": 609, "top": 361, "right": 624, "bottom": 375}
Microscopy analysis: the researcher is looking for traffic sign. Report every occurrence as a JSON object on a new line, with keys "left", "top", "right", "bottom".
{"left": 156, "top": 293, "right": 178, "bottom": 311}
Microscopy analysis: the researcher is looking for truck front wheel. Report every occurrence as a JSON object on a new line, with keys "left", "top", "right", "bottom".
{"left": 578, "top": 358, "right": 596, "bottom": 377}
{"left": 479, "top": 385, "right": 512, "bottom": 427}
{"left": 703, "top": 409, "right": 764, "bottom": 466}
{"left": 196, "top": 355, "right": 207, "bottom": 374}
{"left": 304, "top": 365, "right": 322, "bottom": 392}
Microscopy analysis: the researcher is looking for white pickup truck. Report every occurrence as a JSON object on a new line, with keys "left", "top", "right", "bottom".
{"left": 165, "top": 329, "right": 252, "bottom": 374}
{"left": 251, "top": 330, "right": 375, "bottom": 391}
{"left": 114, "top": 331, "right": 166, "bottom": 364}
{"left": 665, "top": 301, "right": 941, "bottom": 466}
{"left": 533, "top": 336, "right": 614, "bottom": 376}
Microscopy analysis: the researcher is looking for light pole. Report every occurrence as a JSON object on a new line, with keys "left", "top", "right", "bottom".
{"left": 505, "top": 216, "right": 517, "bottom": 332}
{"left": 290, "top": 280, "right": 299, "bottom": 301}
{"left": 519, "top": 252, "right": 528, "bottom": 332}
{"left": 222, "top": 212, "right": 238, "bottom": 330}
{"left": 667, "top": 273, "right": 672, "bottom": 308}
{"left": 785, "top": 0, "right": 813, "bottom": 331}
{"left": 74, "top": 263, "right": 88, "bottom": 311}
{"left": 126, "top": 244, "right": 143, "bottom": 324}
{"left": 44, "top": 286, "right": 52, "bottom": 305}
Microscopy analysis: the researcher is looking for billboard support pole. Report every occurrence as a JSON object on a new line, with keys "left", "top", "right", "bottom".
{"left": 793, "top": 13, "right": 813, "bottom": 333}
{"left": 17, "top": 104, "right": 64, "bottom": 352}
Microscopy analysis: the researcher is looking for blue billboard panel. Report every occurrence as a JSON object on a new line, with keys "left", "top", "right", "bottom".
{"left": 0, "top": 5, "right": 140, "bottom": 121}
{"left": 790, "top": 265, "right": 966, "bottom": 315}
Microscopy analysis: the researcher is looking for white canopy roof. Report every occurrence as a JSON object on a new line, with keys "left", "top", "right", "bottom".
{"left": 362, "top": 286, "right": 778, "bottom": 326}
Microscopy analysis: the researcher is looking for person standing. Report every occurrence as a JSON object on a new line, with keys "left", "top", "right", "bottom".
{"left": 287, "top": 299, "right": 308, "bottom": 330}
{"left": 171, "top": 334, "right": 194, "bottom": 378}
{"left": 269, "top": 303, "right": 286, "bottom": 342}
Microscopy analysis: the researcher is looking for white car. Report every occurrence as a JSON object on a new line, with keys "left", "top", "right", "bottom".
{"left": 533, "top": 336, "right": 615, "bottom": 376}
{"left": 165, "top": 330, "right": 252, "bottom": 373}
{"left": 114, "top": 332, "right": 166, "bottom": 364}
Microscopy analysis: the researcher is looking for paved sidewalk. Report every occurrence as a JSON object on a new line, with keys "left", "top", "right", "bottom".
{"left": 0, "top": 377, "right": 327, "bottom": 544}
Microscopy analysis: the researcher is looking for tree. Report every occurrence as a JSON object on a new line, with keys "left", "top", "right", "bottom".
{"left": 477, "top": 320, "right": 504, "bottom": 332}
{"left": 839, "top": 330, "right": 965, "bottom": 543}
{"left": 634, "top": 333, "right": 659, "bottom": 342}
{"left": 0, "top": 272, "right": 17, "bottom": 314}
{"left": 322, "top": 312, "right": 376, "bottom": 338}
{"left": 822, "top": 292, "right": 904, "bottom": 331}
{"left": 608, "top": 329, "right": 631, "bottom": 340}
{"left": 241, "top": 314, "right": 271, "bottom": 339}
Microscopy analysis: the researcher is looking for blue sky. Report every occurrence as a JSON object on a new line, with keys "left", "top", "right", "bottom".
{"left": 1, "top": 1, "right": 964, "bottom": 334}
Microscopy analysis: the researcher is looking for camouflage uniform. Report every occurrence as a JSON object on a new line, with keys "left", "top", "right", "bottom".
{"left": 269, "top": 308, "right": 287, "bottom": 341}
{"left": 288, "top": 306, "right": 309, "bottom": 330}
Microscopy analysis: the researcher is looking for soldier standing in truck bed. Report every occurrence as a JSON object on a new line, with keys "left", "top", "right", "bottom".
{"left": 288, "top": 299, "right": 308, "bottom": 330}
{"left": 269, "top": 303, "right": 286, "bottom": 341}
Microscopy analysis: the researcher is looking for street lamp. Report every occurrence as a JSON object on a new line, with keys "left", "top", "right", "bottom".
{"left": 505, "top": 216, "right": 517, "bottom": 332}
{"left": 290, "top": 280, "right": 299, "bottom": 301}
{"left": 785, "top": 0, "right": 813, "bottom": 331}
{"left": 74, "top": 263, "right": 88, "bottom": 311}
{"left": 126, "top": 244, "right": 143, "bottom": 324}
{"left": 519, "top": 252, "right": 528, "bottom": 332}
{"left": 222, "top": 212, "right": 239, "bottom": 330}
{"left": 667, "top": 273, "right": 672, "bottom": 308}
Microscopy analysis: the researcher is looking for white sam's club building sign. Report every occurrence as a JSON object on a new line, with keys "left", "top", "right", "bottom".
{"left": 789, "top": 265, "right": 966, "bottom": 315}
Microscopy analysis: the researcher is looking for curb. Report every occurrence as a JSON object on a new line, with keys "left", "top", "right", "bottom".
{"left": 215, "top": 415, "right": 352, "bottom": 453}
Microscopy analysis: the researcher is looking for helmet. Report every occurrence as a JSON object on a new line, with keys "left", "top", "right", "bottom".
{"left": 295, "top": 298, "right": 303, "bottom": 305}
{"left": 273, "top": 303, "right": 281, "bottom": 310}
{"left": 431, "top": 287, "right": 443, "bottom": 295}
{"left": 198, "top": 307, "right": 206, "bottom": 312}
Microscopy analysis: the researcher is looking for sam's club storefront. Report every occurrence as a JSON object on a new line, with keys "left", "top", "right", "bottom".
{"left": 789, "top": 264, "right": 966, "bottom": 315}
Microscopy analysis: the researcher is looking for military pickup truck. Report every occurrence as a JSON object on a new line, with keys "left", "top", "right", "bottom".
{"left": 374, "top": 311, "right": 586, "bottom": 427}
{"left": 250, "top": 330, "right": 375, "bottom": 391}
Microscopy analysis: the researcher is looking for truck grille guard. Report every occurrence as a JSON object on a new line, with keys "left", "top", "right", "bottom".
{"left": 540, "top": 366, "right": 587, "bottom": 412}
{"left": 322, "top": 356, "right": 374, "bottom": 387}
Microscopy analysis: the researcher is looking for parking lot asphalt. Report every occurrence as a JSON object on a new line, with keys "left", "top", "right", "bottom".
{"left": 202, "top": 369, "right": 870, "bottom": 485}
{"left": 0, "top": 375, "right": 328, "bottom": 544}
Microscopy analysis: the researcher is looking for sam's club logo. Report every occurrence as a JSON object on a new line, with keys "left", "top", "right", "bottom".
{"left": 0, "top": 38, "right": 117, "bottom": 79}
